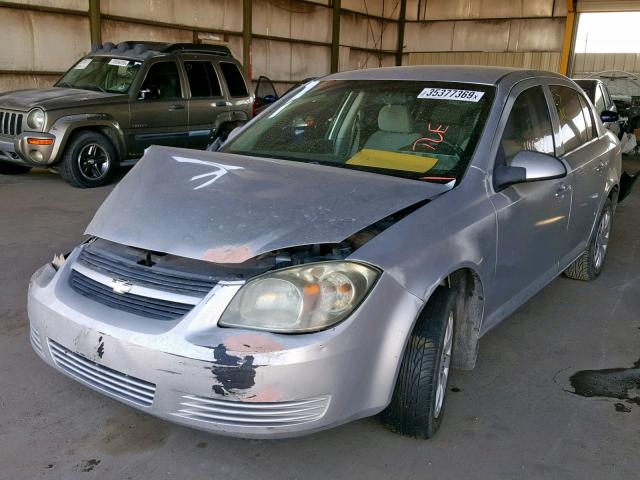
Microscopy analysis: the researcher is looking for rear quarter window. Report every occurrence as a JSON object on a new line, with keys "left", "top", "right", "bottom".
{"left": 219, "top": 62, "right": 248, "bottom": 97}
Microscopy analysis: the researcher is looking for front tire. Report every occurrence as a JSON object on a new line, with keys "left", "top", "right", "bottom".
{"left": 59, "top": 131, "right": 117, "bottom": 188}
{"left": 0, "top": 162, "right": 31, "bottom": 175}
{"left": 564, "top": 198, "right": 613, "bottom": 281}
{"left": 382, "top": 287, "right": 456, "bottom": 439}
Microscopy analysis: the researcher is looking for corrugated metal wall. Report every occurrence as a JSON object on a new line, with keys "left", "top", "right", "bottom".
{"left": 573, "top": 53, "right": 640, "bottom": 76}
{"left": 404, "top": 0, "right": 567, "bottom": 72}
{"left": 0, "top": 0, "right": 581, "bottom": 95}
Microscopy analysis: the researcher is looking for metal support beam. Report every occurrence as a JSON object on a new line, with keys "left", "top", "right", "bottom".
{"left": 331, "top": 0, "right": 341, "bottom": 73}
{"left": 242, "top": 0, "right": 252, "bottom": 78}
{"left": 89, "top": 0, "right": 101, "bottom": 46}
{"left": 560, "top": 0, "right": 576, "bottom": 75}
{"left": 395, "top": 0, "right": 407, "bottom": 66}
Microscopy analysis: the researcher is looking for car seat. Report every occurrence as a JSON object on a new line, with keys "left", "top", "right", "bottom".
{"left": 364, "top": 104, "right": 421, "bottom": 151}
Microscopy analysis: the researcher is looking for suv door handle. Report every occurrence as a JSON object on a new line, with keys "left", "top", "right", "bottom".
{"left": 214, "top": 101, "right": 229, "bottom": 107}
{"left": 168, "top": 104, "right": 185, "bottom": 111}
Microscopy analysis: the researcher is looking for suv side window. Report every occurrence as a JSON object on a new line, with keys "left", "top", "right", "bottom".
{"left": 499, "top": 86, "right": 554, "bottom": 164}
{"left": 549, "top": 85, "right": 589, "bottom": 152}
{"left": 184, "top": 61, "right": 222, "bottom": 98}
{"left": 579, "top": 95, "right": 596, "bottom": 140}
{"left": 140, "top": 61, "right": 182, "bottom": 100}
{"left": 219, "top": 62, "right": 248, "bottom": 97}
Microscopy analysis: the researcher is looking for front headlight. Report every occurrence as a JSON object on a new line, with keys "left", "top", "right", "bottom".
{"left": 26, "top": 108, "right": 45, "bottom": 131}
{"left": 219, "top": 262, "right": 379, "bottom": 333}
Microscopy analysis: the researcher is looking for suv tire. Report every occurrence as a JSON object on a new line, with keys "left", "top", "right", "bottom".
{"left": 59, "top": 131, "right": 117, "bottom": 188}
{"left": 382, "top": 287, "right": 456, "bottom": 439}
{"left": 0, "top": 162, "right": 31, "bottom": 175}
{"left": 564, "top": 198, "right": 613, "bottom": 281}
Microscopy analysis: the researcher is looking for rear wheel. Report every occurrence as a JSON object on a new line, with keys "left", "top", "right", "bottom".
{"left": 0, "top": 162, "right": 31, "bottom": 175}
{"left": 382, "top": 287, "right": 456, "bottom": 439}
{"left": 59, "top": 131, "right": 117, "bottom": 188}
{"left": 564, "top": 198, "right": 613, "bottom": 281}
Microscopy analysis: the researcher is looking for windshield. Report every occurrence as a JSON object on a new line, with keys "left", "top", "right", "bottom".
{"left": 56, "top": 57, "right": 143, "bottom": 94}
{"left": 224, "top": 80, "right": 495, "bottom": 183}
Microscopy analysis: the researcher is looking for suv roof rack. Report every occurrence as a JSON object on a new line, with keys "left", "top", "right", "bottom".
{"left": 90, "top": 41, "right": 231, "bottom": 59}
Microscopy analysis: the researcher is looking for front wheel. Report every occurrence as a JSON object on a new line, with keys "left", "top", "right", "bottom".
{"left": 382, "top": 287, "right": 456, "bottom": 439}
{"left": 564, "top": 198, "right": 613, "bottom": 281}
{"left": 0, "top": 162, "right": 31, "bottom": 175}
{"left": 59, "top": 131, "right": 117, "bottom": 188}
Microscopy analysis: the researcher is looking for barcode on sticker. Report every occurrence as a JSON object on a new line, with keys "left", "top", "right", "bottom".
{"left": 74, "top": 59, "right": 92, "bottom": 70}
{"left": 418, "top": 88, "right": 485, "bottom": 102}
{"left": 108, "top": 58, "right": 130, "bottom": 67}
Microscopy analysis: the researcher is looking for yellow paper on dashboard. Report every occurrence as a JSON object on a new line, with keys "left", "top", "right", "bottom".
{"left": 346, "top": 149, "right": 438, "bottom": 173}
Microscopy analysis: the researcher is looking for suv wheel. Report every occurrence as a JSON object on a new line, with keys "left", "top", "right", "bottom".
{"left": 0, "top": 162, "right": 31, "bottom": 175}
{"left": 59, "top": 131, "right": 117, "bottom": 188}
{"left": 382, "top": 287, "right": 456, "bottom": 439}
{"left": 564, "top": 198, "right": 613, "bottom": 281}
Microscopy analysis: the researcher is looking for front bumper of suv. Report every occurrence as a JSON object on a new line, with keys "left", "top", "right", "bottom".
{"left": 27, "top": 246, "right": 424, "bottom": 439}
{"left": 0, "top": 132, "right": 57, "bottom": 166}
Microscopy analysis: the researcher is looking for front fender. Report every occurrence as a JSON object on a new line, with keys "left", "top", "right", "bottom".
{"left": 48, "top": 113, "right": 126, "bottom": 163}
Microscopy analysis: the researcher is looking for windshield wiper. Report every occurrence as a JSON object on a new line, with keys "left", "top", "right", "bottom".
{"left": 78, "top": 84, "right": 107, "bottom": 93}
{"left": 56, "top": 82, "right": 73, "bottom": 88}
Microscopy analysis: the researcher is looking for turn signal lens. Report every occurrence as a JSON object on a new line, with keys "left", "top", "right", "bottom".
{"left": 27, "top": 138, "right": 53, "bottom": 145}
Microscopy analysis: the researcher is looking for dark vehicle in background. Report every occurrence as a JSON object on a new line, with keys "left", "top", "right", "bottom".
{"left": 0, "top": 41, "right": 252, "bottom": 187}
{"left": 574, "top": 78, "right": 621, "bottom": 137}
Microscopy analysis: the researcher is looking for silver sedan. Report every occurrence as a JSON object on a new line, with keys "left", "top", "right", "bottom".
{"left": 28, "top": 66, "right": 621, "bottom": 439}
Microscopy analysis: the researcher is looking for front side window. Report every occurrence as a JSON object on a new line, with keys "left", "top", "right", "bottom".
{"left": 140, "top": 62, "right": 182, "bottom": 100}
{"left": 499, "top": 86, "right": 554, "bottom": 164}
{"left": 184, "top": 61, "right": 222, "bottom": 98}
{"left": 224, "top": 80, "right": 495, "bottom": 183}
{"left": 550, "top": 85, "right": 589, "bottom": 153}
{"left": 57, "top": 57, "right": 142, "bottom": 94}
{"left": 219, "top": 62, "right": 248, "bottom": 97}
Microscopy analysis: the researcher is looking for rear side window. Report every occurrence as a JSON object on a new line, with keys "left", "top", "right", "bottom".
{"left": 500, "top": 86, "right": 554, "bottom": 164}
{"left": 219, "top": 62, "right": 248, "bottom": 97}
{"left": 549, "top": 85, "right": 589, "bottom": 152}
{"left": 184, "top": 61, "right": 222, "bottom": 98}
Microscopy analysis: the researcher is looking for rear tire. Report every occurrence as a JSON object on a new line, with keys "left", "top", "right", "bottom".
{"left": 382, "top": 287, "right": 456, "bottom": 439}
{"left": 0, "top": 162, "right": 31, "bottom": 175}
{"left": 59, "top": 131, "right": 117, "bottom": 188}
{"left": 564, "top": 198, "right": 613, "bottom": 281}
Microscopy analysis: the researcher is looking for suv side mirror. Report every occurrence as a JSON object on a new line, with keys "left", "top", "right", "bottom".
{"left": 494, "top": 150, "right": 566, "bottom": 191}
{"left": 600, "top": 110, "right": 619, "bottom": 123}
{"left": 138, "top": 85, "right": 160, "bottom": 100}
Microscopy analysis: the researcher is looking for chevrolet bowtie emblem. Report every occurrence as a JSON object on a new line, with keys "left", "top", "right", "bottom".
{"left": 111, "top": 278, "right": 133, "bottom": 294}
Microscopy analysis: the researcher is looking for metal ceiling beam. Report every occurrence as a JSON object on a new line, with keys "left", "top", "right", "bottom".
{"left": 331, "top": 0, "right": 341, "bottom": 73}
{"left": 243, "top": 0, "right": 252, "bottom": 78}
{"left": 560, "top": 0, "right": 577, "bottom": 75}
{"left": 396, "top": 0, "right": 407, "bottom": 66}
{"left": 89, "top": 0, "right": 101, "bottom": 45}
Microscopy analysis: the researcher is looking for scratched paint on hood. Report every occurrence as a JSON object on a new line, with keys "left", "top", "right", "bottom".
{"left": 85, "top": 146, "right": 448, "bottom": 263}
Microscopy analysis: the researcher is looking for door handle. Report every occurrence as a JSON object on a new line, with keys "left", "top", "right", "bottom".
{"left": 168, "top": 104, "right": 185, "bottom": 111}
{"left": 555, "top": 184, "right": 571, "bottom": 198}
{"left": 214, "top": 101, "right": 228, "bottom": 107}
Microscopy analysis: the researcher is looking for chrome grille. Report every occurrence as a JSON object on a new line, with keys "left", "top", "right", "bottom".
{"left": 0, "top": 111, "right": 23, "bottom": 136}
{"left": 172, "top": 394, "right": 330, "bottom": 428}
{"left": 48, "top": 339, "right": 156, "bottom": 407}
{"left": 30, "top": 326, "right": 43, "bottom": 354}
{"left": 77, "top": 246, "right": 218, "bottom": 296}
{"left": 69, "top": 269, "right": 193, "bottom": 320}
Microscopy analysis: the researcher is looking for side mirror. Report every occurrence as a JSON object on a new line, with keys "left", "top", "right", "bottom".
{"left": 494, "top": 150, "right": 566, "bottom": 191}
{"left": 138, "top": 85, "right": 160, "bottom": 100}
{"left": 600, "top": 110, "right": 619, "bottom": 123}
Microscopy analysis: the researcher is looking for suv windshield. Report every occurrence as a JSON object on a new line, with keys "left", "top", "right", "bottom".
{"left": 56, "top": 57, "right": 143, "bottom": 94}
{"left": 224, "top": 80, "right": 495, "bottom": 183}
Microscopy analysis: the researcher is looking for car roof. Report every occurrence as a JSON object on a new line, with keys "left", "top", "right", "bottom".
{"left": 323, "top": 65, "right": 567, "bottom": 86}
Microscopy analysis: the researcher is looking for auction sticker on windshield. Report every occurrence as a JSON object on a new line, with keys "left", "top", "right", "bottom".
{"left": 418, "top": 88, "right": 485, "bottom": 102}
{"left": 74, "top": 58, "right": 92, "bottom": 70}
{"left": 108, "top": 58, "right": 130, "bottom": 67}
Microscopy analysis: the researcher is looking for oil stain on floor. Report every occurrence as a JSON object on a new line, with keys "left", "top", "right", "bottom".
{"left": 98, "top": 409, "right": 170, "bottom": 455}
{"left": 569, "top": 358, "right": 640, "bottom": 412}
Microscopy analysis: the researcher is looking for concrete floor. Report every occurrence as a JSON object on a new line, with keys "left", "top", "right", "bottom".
{"left": 1, "top": 159, "right": 639, "bottom": 480}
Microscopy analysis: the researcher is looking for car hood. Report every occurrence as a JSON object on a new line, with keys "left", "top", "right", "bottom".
{"left": 85, "top": 146, "right": 450, "bottom": 264}
{"left": 0, "top": 87, "right": 126, "bottom": 111}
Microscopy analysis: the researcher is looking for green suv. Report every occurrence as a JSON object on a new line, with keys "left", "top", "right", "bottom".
{"left": 0, "top": 41, "right": 252, "bottom": 187}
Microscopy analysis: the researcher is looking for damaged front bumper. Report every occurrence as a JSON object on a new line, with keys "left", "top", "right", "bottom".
{"left": 27, "top": 248, "right": 423, "bottom": 439}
